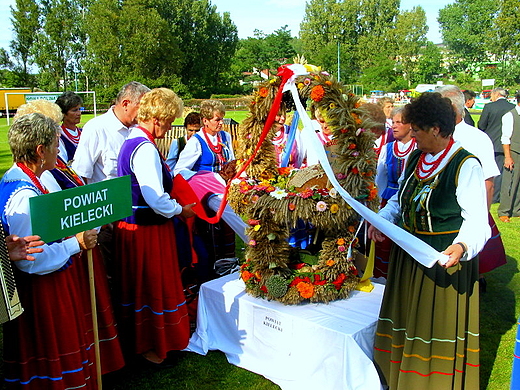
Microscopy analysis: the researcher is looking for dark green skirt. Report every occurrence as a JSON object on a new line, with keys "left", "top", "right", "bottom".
{"left": 374, "top": 244, "right": 479, "bottom": 389}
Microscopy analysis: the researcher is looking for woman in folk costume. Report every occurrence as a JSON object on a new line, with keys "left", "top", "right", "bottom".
{"left": 114, "top": 88, "right": 195, "bottom": 366}
{"left": 13, "top": 99, "right": 125, "bottom": 376}
{"left": 55, "top": 91, "right": 83, "bottom": 163}
{"left": 369, "top": 92, "right": 490, "bottom": 389}
{"left": 373, "top": 107, "right": 416, "bottom": 278}
{"left": 174, "top": 100, "right": 247, "bottom": 264}
{"left": 0, "top": 113, "right": 101, "bottom": 389}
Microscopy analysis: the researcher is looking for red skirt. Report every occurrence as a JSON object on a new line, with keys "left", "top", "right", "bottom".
{"left": 74, "top": 247, "right": 125, "bottom": 374}
{"left": 113, "top": 220, "right": 190, "bottom": 359}
{"left": 3, "top": 257, "right": 97, "bottom": 389}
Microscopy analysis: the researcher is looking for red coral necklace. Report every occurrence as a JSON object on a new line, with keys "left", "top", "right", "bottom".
{"left": 16, "top": 162, "right": 48, "bottom": 194}
{"left": 415, "top": 137, "right": 454, "bottom": 180}
{"left": 393, "top": 138, "right": 416, "bottom": 159}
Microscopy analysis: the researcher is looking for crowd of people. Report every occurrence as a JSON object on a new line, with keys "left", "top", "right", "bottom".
{"left": 0, "top": 79, "right": 514, "bottom": 390}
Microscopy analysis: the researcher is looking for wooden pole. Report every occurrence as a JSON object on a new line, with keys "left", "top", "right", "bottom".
{"left": 87, "top": 249, "right": 102, "bottom": 389}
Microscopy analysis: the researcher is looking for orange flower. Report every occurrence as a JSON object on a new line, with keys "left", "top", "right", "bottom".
{"left": 337, "top": 238, "right": 346, "bottom": 245}
{"left": 330, "top": 203, "right": 339, "bottom": 214}
{"left": 351, "top": 167, "right": 359, "bottom": 174}
{"left": 326, "top": 259, "right": 335, "bottom": 266}
{"left": 242, "top": 270, "right": 254, "bottom": 282}
{"left": 297, "top": 281, "right": 315, "bottom": 298}
{"left": 325, "top": 80, "right": 332, "bottom": 86}
{"left": 259, "top": 87, "right": 269, "bottom": 97}
{"left": 310, "top": 85, "right": 325, "bottom": 102}
{"left": 351, "top": 112, "right": 362, "bottom": 125}
{"left": 348, "top": 225, "right": 356, "bottom": 233}
{"left": 277, "top": 167, "right": 291, "bottom": 176}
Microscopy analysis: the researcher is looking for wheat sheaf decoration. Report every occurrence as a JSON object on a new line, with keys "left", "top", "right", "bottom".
{"left": 228, "top": 62, "right": 379, "bottom": 304}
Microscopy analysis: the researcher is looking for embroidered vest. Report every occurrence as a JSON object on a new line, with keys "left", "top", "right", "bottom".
{"left": 191, "top": 132, "right": 232, "bottom": 172}
{"left": 398, "top": 147, "right": 476, "bottom": 251}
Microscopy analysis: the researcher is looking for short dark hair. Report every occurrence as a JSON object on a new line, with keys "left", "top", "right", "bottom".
{"left": 516, "top": 92, "right": 520, "bottom": 104}
{"left": 462, "top": 89, "right": 476, "bottom": 102}
{"left": 184, "top": 112, "right": 202, "bottom": 128}
{"left": 403, "top": 92, "right": 456, "bottom": 138}
{"left": 55, "top": 91, "right": 83, "bottom": 114}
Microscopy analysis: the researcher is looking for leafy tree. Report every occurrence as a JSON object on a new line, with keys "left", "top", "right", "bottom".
{"left": 300, "top": 0, "right": 359, "bottom": 82}
{"left": 414, "top": 42, "right": 443, "bottom": 84}
{"left": 487, "top": 0, "right": 520, "bottom": 85}
{"left": 393, "top": 6, "right": 428, "bottom": 88}
{"left": 34, "top": 0, "right": 86, "bottom": 91}
{"left": 9, "top": 0, "right": 40, "bottom": 87}
{"left": 438, "top": 0, "right": 498, "bottom": 71}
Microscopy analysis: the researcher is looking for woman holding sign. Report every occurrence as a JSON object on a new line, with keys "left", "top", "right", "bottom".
{"left": 368, "top": 93, "right": 489, "bottom": 389}
{"left": 0, "top": 113, "right": 101, "bottom": 389}
{"left": 114, "top": 88, "right": 195, "bottom": 367}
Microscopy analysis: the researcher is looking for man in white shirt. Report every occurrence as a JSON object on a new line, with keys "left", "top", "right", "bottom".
{"left": 72, "top": 81, "right": 150, "bottom": 183}
{"left": 438, "top": 85, "right": 500, "bottom": 207}
{"left": 498, "top": 92, "right": 520, "bottom": 222}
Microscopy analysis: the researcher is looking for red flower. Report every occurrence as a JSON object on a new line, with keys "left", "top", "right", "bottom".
{"left": 348, "top": 143, "right": 357, "bottom": 150}
{"left": 248, "top": 219, "right": 260, "bottom": 226}
{"left": 351, "top": 167, "right": 359, "bottom": 174}
{"left": 332, "top": 273, "right": 347, "bottom": 290}
{"left": 313, "top": 274, "right": 327, "bottom": 285}
{"left": 260, "top": 285, "right": 268, "bottom": 293}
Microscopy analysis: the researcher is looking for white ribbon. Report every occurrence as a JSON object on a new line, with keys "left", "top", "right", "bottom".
{"left": 283, "top": 77, "right": 448, "bottom": 268}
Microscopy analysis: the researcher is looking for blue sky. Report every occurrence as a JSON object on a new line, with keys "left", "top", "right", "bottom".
{"left": 0, "top": 0, "right": 452, "bottom": 53}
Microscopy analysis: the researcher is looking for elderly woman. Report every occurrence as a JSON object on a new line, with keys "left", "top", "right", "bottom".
{"left": 375, "top": 107, "right": 416, "bottom": 206}
{"left": 13, "top": 100, "right": 125, "bottom": 376}
{"left": 0, "top": 113, "right": 101, "bottom": 389}
{"left": 114, "top": 88, "right": 195, "bottom": 366}
{"left": 15, "top": 100, "right": 84, "bottom": 190}
{"left": 368, "top": 92, "right": 490, "bottom": 389}
{"left": 175, "top": 99, "right": 247, "bottom": 256}
{"left": 55, "top": 91, "right": 83, "bottom": 163}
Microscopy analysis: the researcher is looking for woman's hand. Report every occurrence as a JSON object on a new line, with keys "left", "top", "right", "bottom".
{"left": 6, "top": 235, "right": 44, "bottom": 261}
{"left": 76, "top": 229, "right": 98, "bottom": 250}
{"left": 180, "top": 203, "right": 196, "bottom": 218}
{"left": 441, "top": 243, "right": 465, "bottom": 268}
{"left": 367, "top": 224, "right": 386, "bottom": 242}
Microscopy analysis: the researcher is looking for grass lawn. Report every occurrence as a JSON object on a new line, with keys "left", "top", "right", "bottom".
{"left": 0, "top": 113, "right": 518, "bottom": 389}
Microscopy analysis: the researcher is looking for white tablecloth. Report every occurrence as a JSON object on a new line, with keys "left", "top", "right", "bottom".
{"left": 187, "top": 273, "right": 384, "bottom": 390}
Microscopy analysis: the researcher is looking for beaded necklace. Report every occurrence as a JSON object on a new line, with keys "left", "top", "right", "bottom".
{"left": 202, "top": 128, "right": 226, "bottom": 165}
{"left": 415, "top": 137, "right": 455, "bottom": 180}
{"left": 16, "top": 162, "right": 48, "bottom": 194}
{"left": 393, "top": 138, "right": 416, "bottom": 159}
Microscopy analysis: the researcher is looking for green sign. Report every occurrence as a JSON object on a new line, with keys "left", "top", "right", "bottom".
{"left": 30, "top": 176, "right": 132, "bottom": 242}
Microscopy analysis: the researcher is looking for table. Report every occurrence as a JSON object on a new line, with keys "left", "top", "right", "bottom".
{"left": 187, "top": 273, "right": 384, "bottom": 390}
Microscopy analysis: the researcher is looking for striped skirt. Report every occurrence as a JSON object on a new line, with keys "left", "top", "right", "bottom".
{"left": 374, "top": 245, "right": 480, "bottom": 389}
{"left": 113, "top": 220, "right": 190, "bottom": 360}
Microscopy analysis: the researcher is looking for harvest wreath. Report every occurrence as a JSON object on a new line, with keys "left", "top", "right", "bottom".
{"left": 228, "top": 63, "right": 379, "bottom": 304}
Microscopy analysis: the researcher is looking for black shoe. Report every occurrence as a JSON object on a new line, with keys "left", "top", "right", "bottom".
{"left": 479, "top": 277, "right": 487, "bottom": 293}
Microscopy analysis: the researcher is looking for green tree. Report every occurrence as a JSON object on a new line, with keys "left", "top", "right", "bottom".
{"left": 438, "top": 0, "right": 498, "bottom": 71}
{"left": 487, "top": 0, "right": 520, "bottom": 85}
{"left": 9, "top": 0, "right": 40, "bottom": 87}
{"left": 34, "top": 0, "right": 86, "bottom": 91}
{"left": 394, "top": 6, "right": 428, "bottom": 88}
{"left": 300, "top": 0, "right": 359, "bottom": 82}
{"left": 414, "top": 42, "right": 443, "bottom": 84}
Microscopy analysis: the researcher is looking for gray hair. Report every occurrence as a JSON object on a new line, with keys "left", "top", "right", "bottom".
{"left": 390, "top": 106, "right": 404, "bottom": 118}
{"left": 115, "top": 81, "right": 150, "bottom": 105}
{"left": 200, "top": 99, "right": 225, "bottom": 120}
{"left": 492, "top": 87, "right": 508, "bottom": 98}
{"left": 9, "top": 113, "right": 60, "bottom": 163}
{"left": 437, "top": 85, "right": 465, "bottom": 118}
